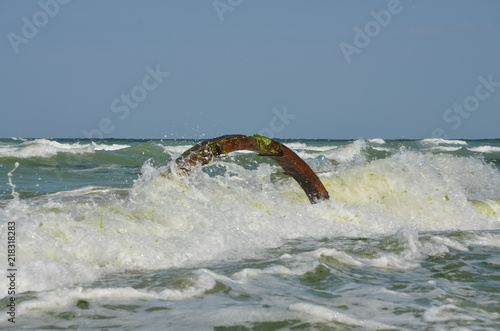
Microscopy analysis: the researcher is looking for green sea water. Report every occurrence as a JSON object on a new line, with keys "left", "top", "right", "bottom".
{"left": 1, "top": 137, "right": 500, "bottom": 329}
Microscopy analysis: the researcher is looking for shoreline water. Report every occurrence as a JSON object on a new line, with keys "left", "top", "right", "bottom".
{"left": 1, "top": 137, "right": 500, "bottom": 329}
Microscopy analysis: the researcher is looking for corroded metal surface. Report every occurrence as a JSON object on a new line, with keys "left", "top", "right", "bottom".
{"left": 175, "top": 134, "right": 330, "bottom": 204}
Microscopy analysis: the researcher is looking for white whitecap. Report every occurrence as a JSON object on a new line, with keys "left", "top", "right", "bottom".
{"left": 469, "top": 146, "right": 500, "bottom": 153}
{"left": 289, "top": 302, "right": 394, "bottom": 329}
{"left": 368, "top": 138, "right": 386, "bottom": 144}
{"left": 0, "top": 139, "right": 129, "bottom": 158}
{"left": 421, "top": 138, "right": 468, "bottom": 145}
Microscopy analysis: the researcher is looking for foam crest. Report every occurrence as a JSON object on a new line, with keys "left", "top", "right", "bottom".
{"left": 0, "top": 139, "right": 130, "bottom": 158}
{"left": 304, "top": 155, "right": 335, "bottom": 173}
{"left": 290, "top": 140, "right": 369, "bottom": 165}
{"left": 469, "top": 145, "right": 500, "bottom": 153}
{"left": 302, "top": 247, "right": 363, "bottom": 267}
{"left": 289, "top": 303, "right": 395, "bottom": 329}
{"left": 292, "top": 146, "right": 338, "bottom": 161}
{"left": 90, "top": 141, "right": 130, "bottom": 151}
{"left": 19, "top": 268, "right": 218, "bottom": 315}
{"left": 362, "top": 229, "right": 424, "bottom": 270}
{"left": 283, "top": 142, "right": 308, "bottom": 150}
{"left": 468, "top": 232, "right": 500, "bottom": 248}
{"left": 324, "top": 150, "right": 500, "bottom": 229}
{"left": 420, "top": 138, "right": 468, "bottom": 146}
{"left": 325, "top": 139, "right": 367, "bottom": 163}
{"left": 368, "top": 138, "right": 386, "bottom": 144}
{"left": 161, "top": 144, "right": 197, "bottom": 157}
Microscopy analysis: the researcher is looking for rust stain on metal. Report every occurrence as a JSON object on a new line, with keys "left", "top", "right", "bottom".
{"left": 175, "top": 134, "right": 330, "bottom": 204}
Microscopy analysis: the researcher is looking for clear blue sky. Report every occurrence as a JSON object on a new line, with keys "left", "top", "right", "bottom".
{"left": 1, "top": 0, "right": 499, "bottom": 139}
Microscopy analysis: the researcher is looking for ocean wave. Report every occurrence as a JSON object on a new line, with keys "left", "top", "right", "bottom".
{"left": 2, "top": 140, "right": 500, "bottom": 295}
{"left": 6, "top": 137, "right": 28, "bottom": 141}
{"left": 368, "top": 138, "right": 386, "bottom": 144}
{"left": 420, "top": 138, "right": 468, "bottom": 145}
{"left": 160, "top": 144, "right": 200, "bottom": 157}
{"left": 90, "top": 141, "right": 130, "bottom": 151}
{"left": 292, "top": 140, "right": 367, "bottom": 164}
{"left": 0, "top": 139, "right": 130, "bottom": 158}
{"left": 282, "top": 142, "right": 308, "bottom": 150}
{"left": 430, "top": 146, "right": 464, "bottom": 152}
{"left": 287, "top": 143, "right": 338, "bottom": 156}
{"left": 324, "top": 139, "right": 367, "bottom": 163}
{"left": 468, "top": 146, "right": 500, "bottom": 153}
{"left": 372, "top": 146, "right": 392, "bottom": 152}
{"left": 2, "top": 138, "right": 500, "bottom": 329}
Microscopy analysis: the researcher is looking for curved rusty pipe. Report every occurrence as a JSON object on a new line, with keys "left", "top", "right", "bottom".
{"left": 174, "top": 134, "right": 330, "bottom": 204}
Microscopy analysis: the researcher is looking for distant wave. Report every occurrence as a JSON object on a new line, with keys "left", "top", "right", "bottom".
{"left": 324, "top": 139, "right": 367, "bottom": 163}
{"left": 468, "top": 146, "right": 500, "bottom": 153}
{"left": 420, "top": 138, "right": 468, "bottom": 145}
{"left": 0, "top": 139, "right": 130, "bottom": 158}
{"left": 367, "top": 138, "right": 386, "bottom": 144}
{"left": 283, "top": 142, "right": 308, "bottom": 150}
{"left": 161, "top": 144, "right": 200, "bottom": 157}
{"left": 431, "top": 146, "right": 464, "bottom": 152}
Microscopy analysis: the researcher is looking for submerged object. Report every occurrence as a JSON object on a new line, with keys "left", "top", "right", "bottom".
{"left": 174, "top": 134, "right": 330, "bottom": 204}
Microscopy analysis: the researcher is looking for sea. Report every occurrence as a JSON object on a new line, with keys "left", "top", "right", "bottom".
{"left": 1, "top": 137, "right": 500, "bottom": 330}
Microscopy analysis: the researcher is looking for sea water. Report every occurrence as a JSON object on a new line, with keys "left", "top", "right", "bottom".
{"left": 0, "top": 137, "right": 499, "bottom": 330}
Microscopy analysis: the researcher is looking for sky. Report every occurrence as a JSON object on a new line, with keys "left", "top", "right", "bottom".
{"left": 1, "top": 0, "right": 499, "bottom": 139}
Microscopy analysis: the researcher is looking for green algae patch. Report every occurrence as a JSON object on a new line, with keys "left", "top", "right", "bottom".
{"left": 252, "top": 134, "right": 282, "bottom": 155}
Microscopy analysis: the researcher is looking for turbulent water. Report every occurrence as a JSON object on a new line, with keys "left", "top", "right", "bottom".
{"left": 1, "top": 137, "right": 500, "bottom": 330}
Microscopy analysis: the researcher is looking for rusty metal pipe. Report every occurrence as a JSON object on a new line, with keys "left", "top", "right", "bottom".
{"left": 174, "top": 134, "right": 330, "bottom": 204}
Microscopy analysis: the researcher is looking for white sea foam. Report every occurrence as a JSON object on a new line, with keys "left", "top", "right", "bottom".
{"left": 423, "top": 304, "right": 477, "bottom": 323}
{"left": 2, "top": 141, "right": 500, "bottom": 329}
{"left": 420, "top": 138, "right": 468, "bottom": 145}
{"left": 468, "top": 232, "right": 500, "bottom": 248}
{"left": 90, "top": 141, "right": 130, "bottom": 151}
{"left": 324, "top": 150, "right": 500, "bottom": 228}
{"left": 296, "top": 247, "right": 363, "bottom": 267}
{"left": 372, "top": 146, "right": 392, "bottom": 152}
{"left": 368, "top": 138, "right": 386, "bottom": 144}
{"left": 19, "top": 268, "right": 218, "bottom": 315}
{"left": 431, "top": 146, "right": 463, "bottom": 152}
{"left": 323, "top": 139, "right": 367, "bottom": 163}
{"left": 284, "top": 142, "right": 308, "bottom": 150}
{"left": 160, "top": 144, "right": 195, "bottom": 157}
{"left": 468, "top": 145, "right": 500, "bottom": 153}
{"left": 289, "top": 144, "right": 339, "bottom": 162}
{"left": 0, "top": 139, "right": 130, "bottom": 158}
{"left": 289, "top": 303, "right": 396, "bottom": 329}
